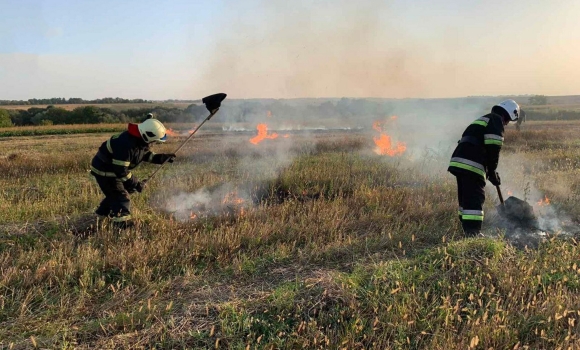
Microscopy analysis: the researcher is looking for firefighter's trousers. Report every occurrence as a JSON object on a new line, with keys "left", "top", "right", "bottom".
{"left": 93, "top": 174, "right": 132, "bottom": 226}
{"left": 455, "top": 174, "right": 485, "bottom": 236}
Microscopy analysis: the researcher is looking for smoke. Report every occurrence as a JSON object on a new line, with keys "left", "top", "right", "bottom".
{"left": 491, "top": 152, "right": 576, "bottom": 248}
{"left": 160, "top": 182, "right": 252, "bottom": 222}
{"left": 197, "top": 0, "right": 465, "bottom": 99}
{"left": 157, "top": 118, "right": 300, "bottom": 222}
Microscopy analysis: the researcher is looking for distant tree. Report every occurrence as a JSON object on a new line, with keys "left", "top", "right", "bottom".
{"left": 70, "top": 106, "right": 107, "bottom": 124}
{"left": 44, "top": 106, "right": 71, "bottom": 124}
{"left": 528, "top": 95, "right": 548, "bottom": 105}
{"left": 0, "top": 109, "right": 13, "bottom": 127}
{"left": 184, "top": 104, "right": 208, "bottom": 121}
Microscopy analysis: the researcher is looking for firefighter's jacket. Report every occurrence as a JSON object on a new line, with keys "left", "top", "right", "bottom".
{"left": 448, "top": 112, "right": 504, "bottom": 179}
{"left": 90, "top": 131, "right": 164, "bottom": 185}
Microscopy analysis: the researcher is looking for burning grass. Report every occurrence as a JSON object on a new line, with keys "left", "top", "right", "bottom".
{"left": 0, "top": 121, "right": 580, "bottom": 348}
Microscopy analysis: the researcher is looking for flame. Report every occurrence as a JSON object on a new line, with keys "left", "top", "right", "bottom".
{"left": 283, "top": 134, "right": 290, "bottom": 138}
{"left": 372, "top": 119, "right": 406, "bottom": 156}
{"left": 166, "top": 128, "right": 196, "bottom": 137}
{"left": 536, "top": 196, "right": 551, "bottom": 206}
{"left": 166, "top": 128, "right": 179, "bottom": 137}
{"left": 507, "top": 191, "right": 513, "bottom": 196}
{"left": 190, "top": 212, "right": 197, "bottom": 220}
{"left": 250, "top": 124, "right": 279, "bottom": 144}
{"left": 222, "top": 191, "right": 245, "bottom": 205}
{"left": 222, "top": 191, "right": 246, "bottom": 217}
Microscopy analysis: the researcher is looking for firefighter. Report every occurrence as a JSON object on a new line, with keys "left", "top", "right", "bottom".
{"left": 90, "top": 114, "right": 176, "bottom": 228}
{"left": 448, "top": 100, "right": 521, "bottom": 237}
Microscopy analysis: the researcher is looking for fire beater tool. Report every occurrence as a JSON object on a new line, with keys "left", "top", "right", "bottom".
{"left": 145, "top": 93, "right": 227, "bottom": 182}
{"left": 495, "top": 185, "right": 539, "bottom": 227}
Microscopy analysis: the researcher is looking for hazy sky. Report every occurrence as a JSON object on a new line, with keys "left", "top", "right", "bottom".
{"left": 1, "top": 0, "right": 579, "bottom": 100}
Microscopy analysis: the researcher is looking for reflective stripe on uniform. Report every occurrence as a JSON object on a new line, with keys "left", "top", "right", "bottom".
{"left": 462, "top": 209, "right": 484, "bottom": 221}
{"left": 458, "top": 207, "right": 463, "bottom": 216}
{"left": 106, "top": 138, "right": 113, "bottom": 153}
{"left": 449, "top": 157, "right": 486, "bottom": 177}
{"left": 90, "top": 165, "right": 116, "bottom": 177}
{"left": 91, "top": 165, "right": 132, "bottom": 181}
{"left": 119, "top": 172, "right": 133, "bottom": 182}
{"left": 471, "top": 116, "right": 490, "bottom": 127}
{"left": 112, "top": 214, "right": 132, "bottom": 222}
{"left": 148, "top": 152, "right": 156, "bottom": 162}
{"left": 112, "top": 159, "right": 131, "bottom": 166}
{"left": 484, "top": 134, "right": 504, "bottom": 146}
{"left": 450, "top": 162, "right": 485, "bottom": 177}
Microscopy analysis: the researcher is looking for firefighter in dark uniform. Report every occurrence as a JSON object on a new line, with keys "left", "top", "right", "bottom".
{"left": 448, "top": 100, "right": 522, "bottom": 237}
{"left": 90, "top": 114, "right": 175, "bottom": 228}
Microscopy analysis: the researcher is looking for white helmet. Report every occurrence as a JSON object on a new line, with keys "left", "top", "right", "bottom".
{"left": 138, "top": 118, "right": 167, "bottom": 143}
{"left": 495, "top": 99, "right": 521, "bottom": 122}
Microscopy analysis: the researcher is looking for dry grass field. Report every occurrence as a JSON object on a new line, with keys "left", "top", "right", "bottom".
{"left": 0, "top": 121, "right": 579, "bottom": 349}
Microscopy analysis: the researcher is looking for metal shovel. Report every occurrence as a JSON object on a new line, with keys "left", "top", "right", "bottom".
{"left": 496, "top": 185, "right": 538, "bottom": 226}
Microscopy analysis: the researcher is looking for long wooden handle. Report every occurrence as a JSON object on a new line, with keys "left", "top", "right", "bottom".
{"left": 496, "top": 185, "right": 504, "bottom": 205}
{"left": 145, "top": 109, "right": 218, "bottom": 182}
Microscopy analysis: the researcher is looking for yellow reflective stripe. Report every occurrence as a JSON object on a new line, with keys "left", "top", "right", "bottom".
{"left": 112, "top": 159, "right": 131, "bottom": 166}
{"left": 119, "top": 172, "right": 133, "bottom": 182}
{"left": 112, "top": 215, "right": 132, "bottom": 222}
{"left": 484, "top": 139, "right": 503, "bottom": 146}
{"left": 449, "top": 161, "right": 486, "bottom": 177}
{"left": 462, "top": 215, "right": 484, "bottom": 221}
{"left": 472, "top": 121, "right": 488, "bottom": 127}
{"left": 90, "top": 166, "right": 116, "bottom": 177}
{"left": 147, "top": 152, "right": 156, "bottom": 162}
{"left": 106, "top": 138, "right": 113, "bottom": 153}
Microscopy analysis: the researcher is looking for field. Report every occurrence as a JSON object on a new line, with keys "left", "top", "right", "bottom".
{"left": 0, "top": 121, "right": 579, "bottom": 349}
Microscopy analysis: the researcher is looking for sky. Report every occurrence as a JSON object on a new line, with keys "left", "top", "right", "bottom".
{"left": 1, "top": 0, "right": 579, "bottom": 100}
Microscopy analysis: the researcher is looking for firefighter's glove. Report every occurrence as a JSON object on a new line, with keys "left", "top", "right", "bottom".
{"left": 160, "top": 153, "right": 176, "bottom": 164}
{"left": 488, "top": 171, "right": 501, "bottom": 186}
{"left": 124, "top": 177, "right": 137, "bottom": 193}
{"left": 152, "top": 153, "right": 176, "bottom": 164}
{"left": 124, "top": 176, "right": 143, "bottom": 193}
{"left": 135, "top": 180, "right": 147, "bottom": 193}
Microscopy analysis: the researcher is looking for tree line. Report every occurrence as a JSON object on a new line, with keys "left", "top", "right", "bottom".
{"left": 0, "top": 97, "right": 153, "bottom": 106}
{"left": 0, "top": 104, "right": 209, "bottom": 127}
{"left": 0, "top": 96, "right": 579, "bottom": 129}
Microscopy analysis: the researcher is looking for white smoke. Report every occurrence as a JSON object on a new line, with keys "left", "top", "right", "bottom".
{"left": 492, "top": 152, "right": 575, "bottom": 245}
{"left": 161, "top": 183, "right": 251, "bottom": 222}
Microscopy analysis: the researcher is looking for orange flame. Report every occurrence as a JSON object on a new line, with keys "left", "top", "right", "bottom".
{"left": 537, "top": 196, "right": 551, "bottom": 206}
{"left": 507, "top": 191, "right": 513, "bottom": 196}
{"left": 222, "top": 191, "right": 245, "bottom": 205}
{"left": 372, "top": 120, "right": 406, "bottom": 156}
{"left": 250, "top": 124, "right": 279, "bottom": 144}
{"left": 190, "top": 212, "right": 197, "bottom": 220}
{"left": 222, "top": 191, "right": 246, "bottom": 217}
{"left": 166, "top": 127, "right": 196, "bottom": 137}
{"left": 166, "top": 128, "right": 179, "bottom": 137}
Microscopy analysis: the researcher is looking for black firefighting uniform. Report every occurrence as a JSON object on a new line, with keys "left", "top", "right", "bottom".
{"left": 447, "top": 112, "right": 505, "bottom": 235}
{"left": 90, "top": 131, "right": 166, "bottom": 223}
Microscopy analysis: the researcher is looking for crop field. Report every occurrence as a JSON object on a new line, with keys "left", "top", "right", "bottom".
{"left": 0, "top": 121, "right": 579, "bottom": 349}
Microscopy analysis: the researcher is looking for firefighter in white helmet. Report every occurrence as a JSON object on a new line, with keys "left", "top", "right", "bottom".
{"left": 90, "top": 113, "right": 176, "bottom": 228}
{"left": 448, "top": 100, "right": 523, "bottom": 237}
